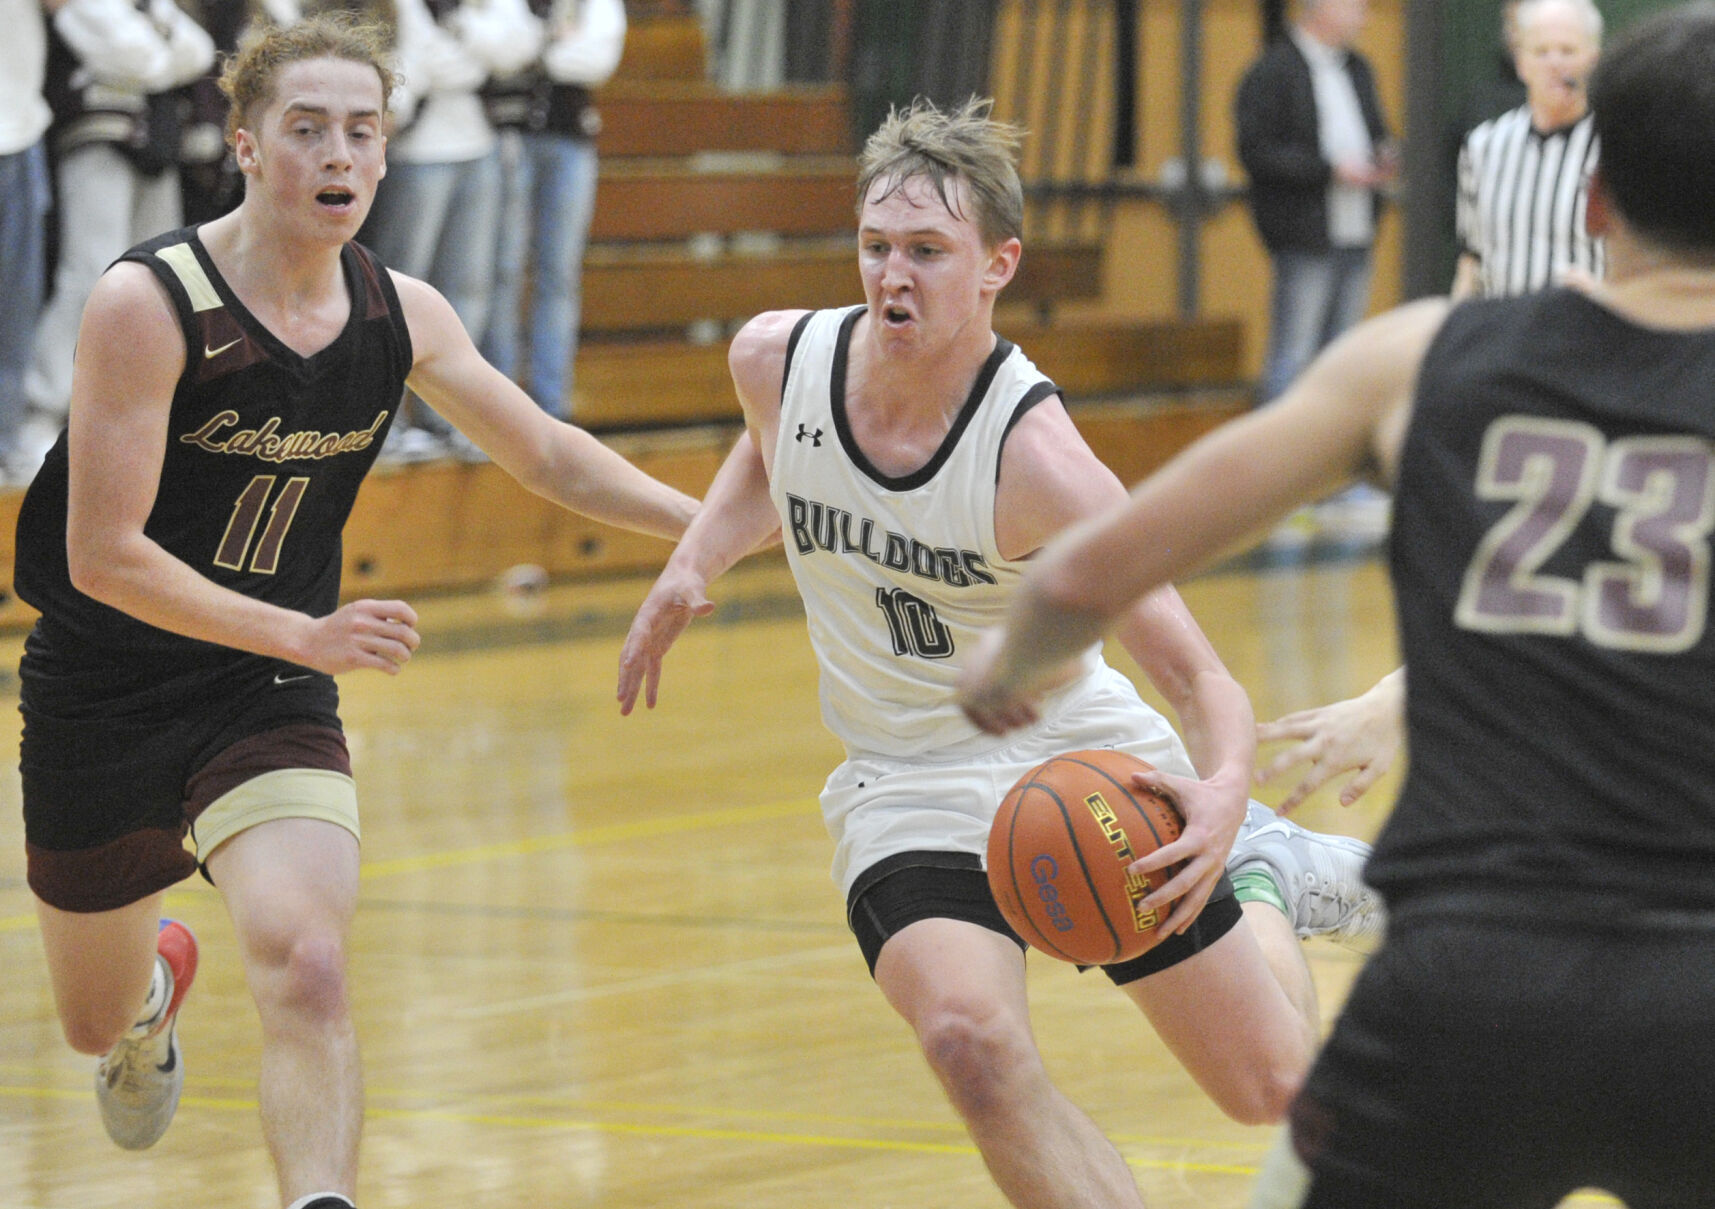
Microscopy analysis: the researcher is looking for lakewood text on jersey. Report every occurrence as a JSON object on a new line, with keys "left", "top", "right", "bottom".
{"left": 786, "top": 493, "right": 998, "bottom": 587}
{"left": 179, "top": 410, "right": 391, "bottom": 463}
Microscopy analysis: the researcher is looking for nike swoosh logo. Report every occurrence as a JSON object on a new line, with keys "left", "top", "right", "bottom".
{"left": 204, "top": 337, "right": 243, "bottom": 359}
{"left": 273, "top": 672, "right": 313, "bottom": 685}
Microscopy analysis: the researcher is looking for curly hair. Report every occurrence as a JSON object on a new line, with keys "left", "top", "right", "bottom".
{"left": 220, "top": 11, "right": 398, "bottom": 146}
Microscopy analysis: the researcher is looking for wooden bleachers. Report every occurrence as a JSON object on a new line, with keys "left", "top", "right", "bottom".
{"left": 569, "top": 12, "right": 1228, "bottom": 431}
{"left": 0, "top": 11, "right": 1251, "bottom": 629}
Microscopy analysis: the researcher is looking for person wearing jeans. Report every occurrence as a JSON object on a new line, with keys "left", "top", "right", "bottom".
{"left": 481, "top": 0, "right": 626, "bottom": 419}
{"left": 1236, "top": 0, "right": 1395, "bottom": 406}
{"left": 0, "top": 0, "right": 58, "bottom": 484}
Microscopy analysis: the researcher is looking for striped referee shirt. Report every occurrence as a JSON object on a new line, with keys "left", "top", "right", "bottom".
{"left": 1457, "top": 105, "right": 1604, "bottom": 297}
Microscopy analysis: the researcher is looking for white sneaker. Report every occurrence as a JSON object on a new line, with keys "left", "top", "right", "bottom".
{"left": 1230, "top": 801, "right": 1385, "bottom": 951}
{"left": 96, "top": 920, "right": 198, "bottom": 1150}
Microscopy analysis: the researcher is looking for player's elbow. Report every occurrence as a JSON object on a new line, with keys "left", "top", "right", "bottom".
{"left": 65, "top": 534, "right": 136, "bottom": 605}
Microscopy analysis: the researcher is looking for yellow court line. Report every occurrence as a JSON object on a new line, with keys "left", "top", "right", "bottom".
{"left": 0, "top": 1083, "right": 1258, "bottom": 1176}
{"left": 0, "top": 1065, "right": 1254, "bottom": 1153}
{"left": 0, "top": 798, "right": 816, "bottom": 933}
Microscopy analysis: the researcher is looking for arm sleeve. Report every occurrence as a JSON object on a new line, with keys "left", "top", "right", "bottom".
{"left": 54, "top": 0, "right": 211, "bottom": 92}
{"left": 542, "top": 0, "right": 628, "bottom": 87}
{"left": 392, "top": 0, "right": 488, "bottom": 95}
{"left": 448, "top": 0, "right": 546, "bottom": 78}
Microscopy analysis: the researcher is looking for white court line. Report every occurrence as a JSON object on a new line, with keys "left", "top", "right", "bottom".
{"left": 451, "top": 942, "right": 856, "bottom": 1018}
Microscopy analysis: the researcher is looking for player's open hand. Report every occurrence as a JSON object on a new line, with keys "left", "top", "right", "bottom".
{"left": 1126, "top": 766, "right": 1247, "bottom": 936}
{"left": 617, "top": 569, "right": 715, "bottom": 715}
{"left": 304, "top": 599, "right": 420, "bottom": 675}
{"left": 1255, "top": 668, "right": 1405, "bottom": 812}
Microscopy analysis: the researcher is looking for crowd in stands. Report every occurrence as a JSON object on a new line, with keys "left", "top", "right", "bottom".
{"left": 0, "top": 0, "right": 1608, "bottom": 492}
{"left": 1, "top": 0, "right": 627, "bottom": 484}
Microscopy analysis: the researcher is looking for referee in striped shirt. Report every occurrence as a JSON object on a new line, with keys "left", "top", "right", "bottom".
{"left": 1454, "top": 0, "right": 1604, "bottom": 298}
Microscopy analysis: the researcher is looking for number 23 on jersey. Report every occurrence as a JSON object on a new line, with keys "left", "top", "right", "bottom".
{"left": 1456, "top": 415, "right": 1714, "bottom": 653}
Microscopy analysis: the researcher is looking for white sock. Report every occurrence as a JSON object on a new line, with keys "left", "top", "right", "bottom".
{"left": 285, "top": 1195, "right": 355, "bottom": 1209}
{"left": 129, "top": 957, "right": 169, "bottom": 1035}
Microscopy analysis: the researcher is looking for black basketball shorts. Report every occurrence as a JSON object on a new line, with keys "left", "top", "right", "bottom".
{"left": 846, "top": 849, "right": 1241, "bottom": 984}
{"left": 22, "top": 662, "right": 350, "bottom": 913}
{"left": 1290, "top": 911, "right": 1715, "bottom": 1209}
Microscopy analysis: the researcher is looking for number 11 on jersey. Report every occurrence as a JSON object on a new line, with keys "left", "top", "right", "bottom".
{"left": 215, "top": 474, "right": 310, "bottom": 574}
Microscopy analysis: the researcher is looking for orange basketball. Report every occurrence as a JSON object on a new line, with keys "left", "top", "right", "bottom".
{"left": 987, "top": 749, "right": 1185, "bottom": 965}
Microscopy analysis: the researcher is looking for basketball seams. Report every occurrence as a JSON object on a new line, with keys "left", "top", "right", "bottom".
{"left": 999, "top": 780, "right": 1083, "bottom": 962}
{"left": 1041, "top": 784, "right": 1123, "bottom": 965}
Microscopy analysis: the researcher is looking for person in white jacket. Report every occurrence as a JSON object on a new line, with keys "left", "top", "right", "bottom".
{"left": 22, "top": 0, "right": 215, "bottom": 459}
{"left": 364, "top": 0, "right": 542, "bottom": 456}
{"left": 479, "top": 0, "right": 625, "bottom": 419}
{"left": 0, "top": 0, "right": 63, "bottom": 485}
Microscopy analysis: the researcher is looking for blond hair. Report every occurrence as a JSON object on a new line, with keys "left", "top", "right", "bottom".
{"left": 220, "top": 12, "right": 397, "bottom": 146}
{"left": 856, "top": 97, "right": 1026, "bottom": 248}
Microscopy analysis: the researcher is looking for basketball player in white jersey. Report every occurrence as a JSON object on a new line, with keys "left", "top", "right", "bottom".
{"left": 618, "top": 98, "right": 1378, "bottom": 1209}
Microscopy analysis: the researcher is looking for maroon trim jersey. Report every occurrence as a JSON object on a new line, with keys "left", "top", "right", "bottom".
{"left": 14, "top": 229, "right": 408, "bottom": 690}
{"left": 1374, "top": 289, "right": 1715, "bottom": 919}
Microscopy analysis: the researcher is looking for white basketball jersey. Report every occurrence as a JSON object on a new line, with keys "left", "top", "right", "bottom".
{"left": 771, "top": 307, "right": 1104, "bottom": 759}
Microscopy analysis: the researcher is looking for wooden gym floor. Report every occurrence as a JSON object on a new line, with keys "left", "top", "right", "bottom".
{"left": 0, "top": 551, "right": 1618, "bottom": 1209}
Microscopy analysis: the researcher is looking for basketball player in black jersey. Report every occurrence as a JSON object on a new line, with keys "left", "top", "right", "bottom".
{"left": 15, "top": 18, "right": 696, "bottom": 1209}
{"left": 962, "top": 7, "right": 1715, "bottom": 1206}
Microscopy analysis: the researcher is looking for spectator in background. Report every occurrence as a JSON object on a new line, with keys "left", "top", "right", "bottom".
{"left": 1236, "top": 0, "right": 1396, "bottom": 408}
{"left": 1260, "top": 0, "right": 1605, "bottom": 815}
{"left": 178, "top": 0, "right": 252, "bottom": 224}
{"left": 0, "top": 0, "right": 62, "bottom": 486}
{"left": 1453, "top": 0, "right": 1602, "bottom": 300}
{"left": 21, "top": 0, "right": 215, "bottom": 474}
{"left": 481, "top": 0, "right": 626, "bottom": 420}
{"left": 366, "top": 0, "right": 541, "bottom": 459}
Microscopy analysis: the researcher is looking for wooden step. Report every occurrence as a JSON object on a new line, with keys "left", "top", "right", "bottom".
{"left": 570, "top": 317, "right": 1244, "bottom": 431}
{"left": 996, "top": 317, "right": 1244, "bottom": 400}
{"left": 579, "top": 242, "right": 1104, "bottom": 333}
{"left": 0, "top": 395, "right": 1250, "bottom": 625}
{"left": 592, "top": 159, "right": 853, "bottom": 241}
{"left": 599, "top": 83, "right": 852, "bottom": 157}
{"left": 611, "top": 15, "right": 707, "bottom": 82}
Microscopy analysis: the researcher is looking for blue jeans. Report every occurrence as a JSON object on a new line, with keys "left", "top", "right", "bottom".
{"left": 1259, "top": 246, "right": 1373, "bottom": 404}
{"left": 0, "top": 139, "right": 50, "bottom": 459}
{"left": 364, "top": 150, "right": 501, "bottom": 430}
{"left": 481, "top": 130, "right": 599, "bottom": 418}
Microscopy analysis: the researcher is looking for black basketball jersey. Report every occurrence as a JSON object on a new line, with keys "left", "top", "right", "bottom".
{"left": 1374, "top": 289, "right": 1715, "bottom": 919}
{"left": 14, "top": 229, "right": 408, "bottom": 689}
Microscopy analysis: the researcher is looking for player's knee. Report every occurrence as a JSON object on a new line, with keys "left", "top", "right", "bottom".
{"left": 1209, "top": 1061, "right": 1299, "bottom": 1127}
{"left": 254, "top": 928, "right": 350, "bottom": 1021}
{"left": 916, "top": 1006, "right": 1037, "bottom": 1115}
{"left": 284, "top": 932, "right": 349, "bottom": 1016}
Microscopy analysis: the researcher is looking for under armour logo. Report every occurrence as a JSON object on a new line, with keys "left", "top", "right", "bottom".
{"left": 796, "top": 424, "right": 823, "bottom": 446}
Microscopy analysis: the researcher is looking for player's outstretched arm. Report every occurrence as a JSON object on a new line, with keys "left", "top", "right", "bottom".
{"left": 394, "top": 272, "right": 698, "bottom": 541}
{"left": 968, "top": 399, "right": 1256, "bottom": 933}
{"left": 616, "top": 429, "right": 779, "bottom": 714}
{"left": 1256, "top": 666, "right": 1405, "bottom": 811}
{"left": 63, "top": 264, "right": 420, "bottom": 675}
{"left": 616, "top": 310, "right": 801, "bottom": 713}
{"left": 959, "top": 298, "right": 1450, "bottom": 723}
